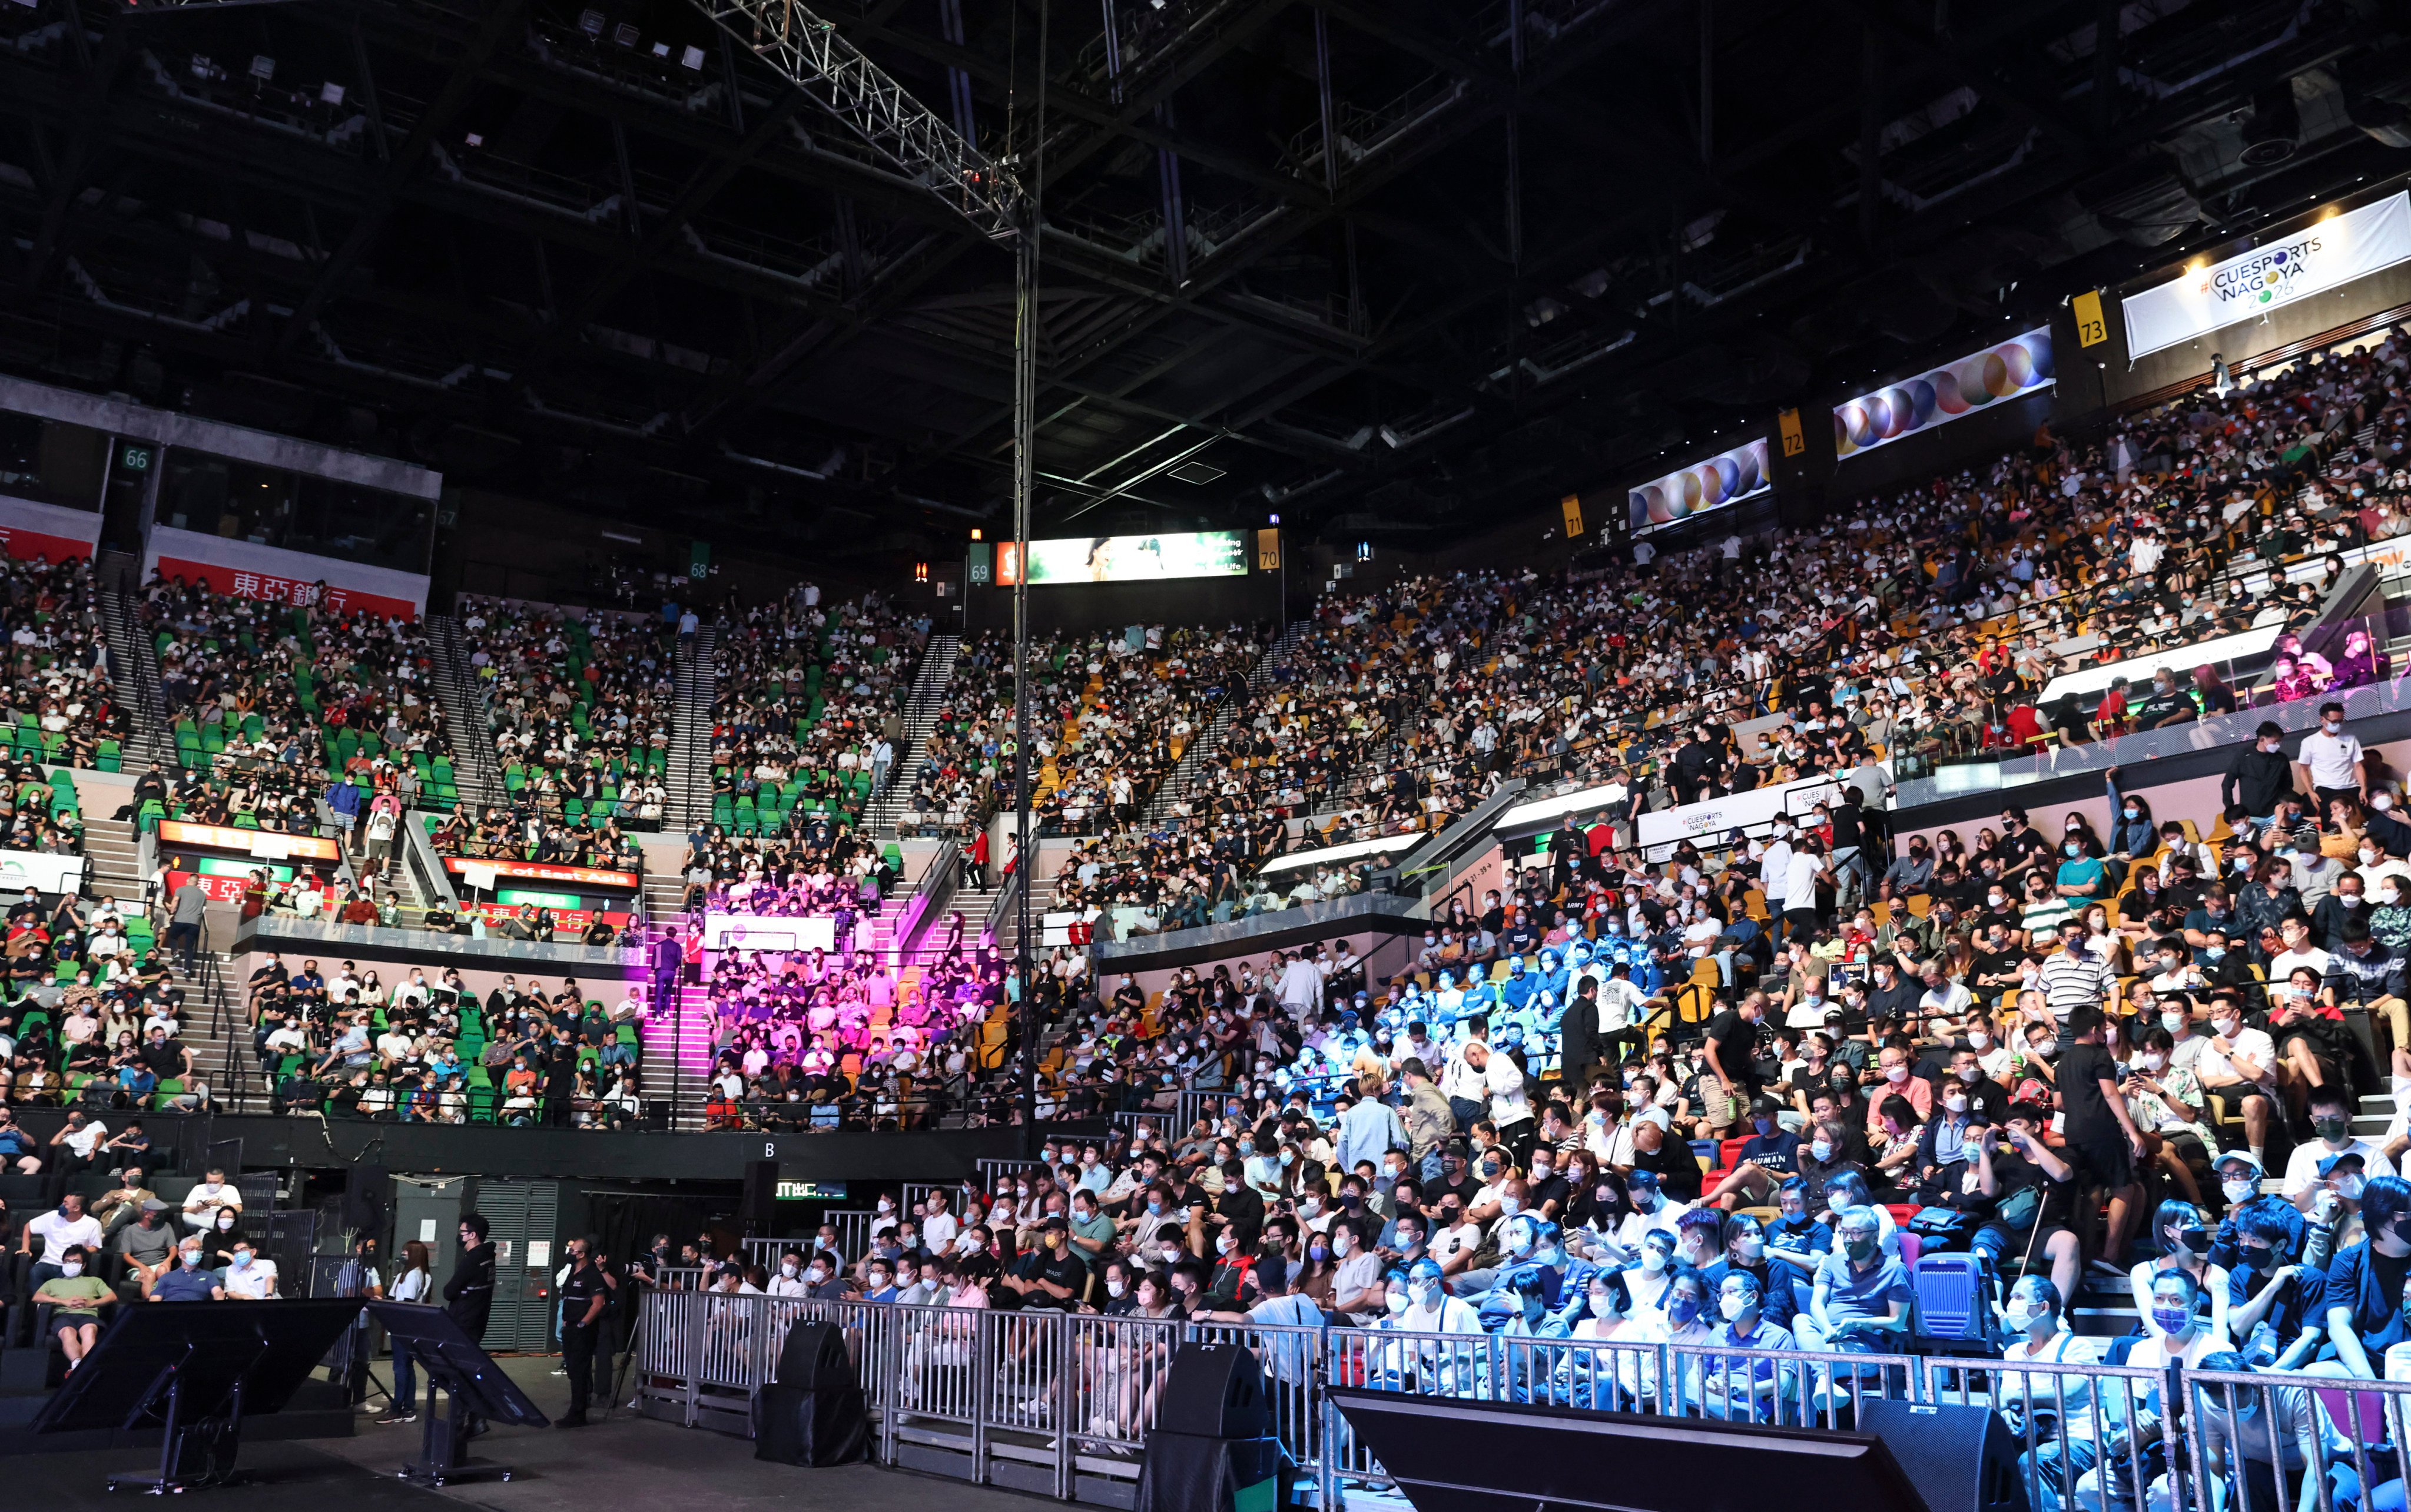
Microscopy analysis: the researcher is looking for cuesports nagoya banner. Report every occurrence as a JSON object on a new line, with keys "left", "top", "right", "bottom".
{"left": 1833, "top": 327, "right": 2054, "bottom": 462}
{"left": 2122, "top": 191, "right": 2411, "bottom": 360}
{"left": 1626, "top": 436, "right": 1770, "bottom": 536}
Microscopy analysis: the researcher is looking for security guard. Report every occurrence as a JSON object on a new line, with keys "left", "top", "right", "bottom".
{"left": 556, "top": 1234, "right": 608, "bottom": 1427}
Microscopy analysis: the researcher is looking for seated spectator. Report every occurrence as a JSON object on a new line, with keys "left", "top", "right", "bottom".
{"left": 31, "top": 1244, "right": 111, "bottom": 1369}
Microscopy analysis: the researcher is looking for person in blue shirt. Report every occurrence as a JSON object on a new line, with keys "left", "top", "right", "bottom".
{"left": 148, "top": 1238, "right": 226, "bottom": 1301}
{"left": 1762, "top": 1176, "right": 1835, "bottom": 1266}
{"left": 1498, "top": 957, "right": 1538, "bottom": 1014}
{"left": 1534, "top": 948, "right": 1570, "bottom": 1006}
{"left": 1697, "top": 1268, "right": 1799, "bottom": 1417}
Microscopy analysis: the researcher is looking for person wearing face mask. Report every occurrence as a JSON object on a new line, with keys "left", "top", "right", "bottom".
{"left": 1696, "top": 1268, "right": 1795, "bottom": 1411}
{"left": 1395, "top": 1255, "right": 1483, "bottom": 1333}
{"left": 2123, "top": 1199, "right": 2229, "bottom": 1350}
{"left": 2282, "top": 1084, "right": 2397, "bottom": 1215}
{"left": 2221, "top": 1205, "right": 2327, "bottom": 1371}
{"left": 2322, "top": 1175, "right": 2411, "bottom": 1379}
{"left": 221, "top": 1236, "right": 277, "bottom": 1298}
{"left": 32, "top": 1244, "right": 112, "bottom": 1370}
{"left": 1703, "top": 1096, "right": 1804, "bottom": 1211}
{"left": 2223, "top": 722, "right": 2296, "bottom": 835}
{"left": 767, "top": 1247, "right": 811, "bottom": 1297}
{"left": 2293, "top": 700, "right": 2369, "bottom": 824}
{"left": 1994, "top": 1276, "right": 2131, "bottom": 1512}
{"left": 1797, "top": 1207, "right": 1909, "bottom": 1361}
{"left": 2191, "top": 993, "right": 2280, "bottom": 1166}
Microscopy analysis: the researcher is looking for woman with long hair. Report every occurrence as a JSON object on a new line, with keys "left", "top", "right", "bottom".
{"left": 376, "top": 1236, "right": 436, "bottom": 1425}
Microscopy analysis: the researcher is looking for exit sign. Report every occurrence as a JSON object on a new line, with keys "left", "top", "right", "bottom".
{"left": 774, "top": 1181, "right": 847, "bottom": 1201}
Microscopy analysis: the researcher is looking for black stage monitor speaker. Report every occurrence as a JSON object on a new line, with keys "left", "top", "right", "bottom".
{"left": 344, "top": 1163, "right": 392, "bottom": 1241}
{"left": 754, "top": 1318, "right": 868, "bottom": 1465}
{"left": 1326, "top": 1386, "right": 1932, "bottom": 1512}
{"left": 1859, "top": 1399, "right": 2029, "bottom": 1512}
{"left": 776, "top": 1319, "right": 851, "bottom": 1390}
{"left": 1159, "top": 1341, "right": 1269, "bottom": 1440}
{"left": 742, "top": 1159, "right": 778, "bottom": 1236}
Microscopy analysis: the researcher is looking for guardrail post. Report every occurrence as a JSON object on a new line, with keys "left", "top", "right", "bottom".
{"left": 682, "top": 1294, "right": 702, "bottom": 1427}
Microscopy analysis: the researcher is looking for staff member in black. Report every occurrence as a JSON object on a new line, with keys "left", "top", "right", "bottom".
{"left": 556, "top": 1235, "right": 608, "bottom": 1427}
{"left": 443, "top": 1213, "right": 496, "bottom": 1434}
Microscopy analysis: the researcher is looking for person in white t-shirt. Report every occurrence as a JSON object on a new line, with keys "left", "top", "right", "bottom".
{"left": 2192, "top": 996, "right": 2280, "bottom": 1164}
{"left": 920, "top": 1196, "right": 960, "bottom": 1255}
{"left": 25, "top": 1194, "right": 104, "bottom": 1289}
{"left": 182, "top": 1169, "right": 241, "bottom": 1232}
{"left": 2293, "top": 704, "right": 2367, "bottom": 811}
{"left": 221, "top": 1238, "right": 278, "bottom": 1298}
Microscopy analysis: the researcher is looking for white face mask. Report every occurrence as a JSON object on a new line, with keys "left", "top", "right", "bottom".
{"left": 1216, "top": 1234, "right": 1236, "bottom": 1255}
{"left": 781, "top": 1261, "right": 798, "bottom": 1278}
{"left": 1639, "top": 1249, "right": 1669, "bottom": 1274}
{"left": 2143, "top": 1053, "right": 2168, "bottom": 1072}
{"left": 61, "top": 1261, "right": 83, "bottom": 1278}
{"left": 1105, "top": 1279, "right": 1126, "bottom": 1299}
{"left": 2032, "top": 1038, "right": 2057, "bottom": 1057}
{"left": 1719, "top": 1294, "right": 1750, "bottom": 1322}
{"left": 1967, "top": 1031, "right": 1990, "bottom": 1049}
{"left": 1385, "top": 1292, "right": 1411, "bottom": 1316}
{"left": 805, "top": 1266, "right": 828, "bottom": 1284}
{"left": 1884, "top": 1065, "right": 1908, "bottom": 1083}
{"left": 2223, "top": 1178, "right": 2257, "bottom": 1205}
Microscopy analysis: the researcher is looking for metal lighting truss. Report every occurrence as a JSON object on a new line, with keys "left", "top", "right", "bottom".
{"left": 689, "top": 0, "right": 1026, "bottom": 242}
{"left": 690, "top": 0, "right": 1046, "bottom": 1126}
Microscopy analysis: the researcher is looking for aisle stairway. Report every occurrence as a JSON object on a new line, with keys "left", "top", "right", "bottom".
{"left": 96, "top": 549, "right": 168, "bottom": 770}
{"left": 668, "top": 625, "right": 717, "bottom": 831}
{"left": 1143, "top": 618, "right": 1304, "bottom": 823}
{"left": 864, "top": 632, "right": 958, "bottom": 838}
{"left": 423, "top": 614, "right": 505, "bottom": 811}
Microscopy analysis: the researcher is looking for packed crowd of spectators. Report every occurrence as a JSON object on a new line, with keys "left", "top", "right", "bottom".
{"left": 1031, "top": 334, "right": 2411, "bottom": 945}
{"left": 897, "top": 624, "right": 1264, "bottom": 845}
{"left": 710, "top": 583, "right": 924, "bottom": 836}
{"left": 0, "top": 555, "right": 124, "bottom": 770}
{"left": 694, "top": 922, "right": 1009, "bottom": 1130}
{"left": 145, "top": 571, "right": 451, "bottom": 778}
{"left": 0, "top": 885, "right": 210, "bottom": 1113}
{"left": 244, "top": 955, "right": 649, "bottom": 1126}
{"left": 459, "top": 595, "right": 675, "bottom": 836}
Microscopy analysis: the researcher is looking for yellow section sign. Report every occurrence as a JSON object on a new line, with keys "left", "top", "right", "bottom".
{"left": 2072, "top": 290, "right": 2109, "bottom": 348}
{"left": 1776, "top": 408, "right": 1805, "bottom": 458}
{"left": 1560, "top": 494, "right": 1584, "bottom": 537}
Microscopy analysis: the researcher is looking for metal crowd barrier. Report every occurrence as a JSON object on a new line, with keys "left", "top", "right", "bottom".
{"left": 634, "top": 1292, "right": 2411, "bottom": 1512}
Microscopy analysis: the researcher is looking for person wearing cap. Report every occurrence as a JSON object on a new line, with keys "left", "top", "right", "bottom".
{"left": 111, "top": 1196, "right": 178, "bottom": 1298}
{"left": 2206, "top": 1149, "right": 2306, "bottom": 1270}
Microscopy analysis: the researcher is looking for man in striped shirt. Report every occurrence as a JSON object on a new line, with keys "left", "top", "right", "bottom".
{"left": 2037, "top": 920, "right": 2115, "bottom": 1024}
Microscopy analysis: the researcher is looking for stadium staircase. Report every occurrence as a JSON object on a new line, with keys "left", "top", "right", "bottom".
{"left": 865, "top": 632, "right": 957, "bottom": 839}
{"left": 96, "top": 549, "right": 168, "bottom": 771}
{"left": 667, "top": 624, "right": 717, "bottom": 831}
{"left": 1141, "top": 618, "right": 1305, "bottom": 824}
{"left": 423, "top": 614, "right": 505, "bottom": 811}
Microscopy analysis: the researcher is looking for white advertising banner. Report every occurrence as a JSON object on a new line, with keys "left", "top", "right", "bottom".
{"left": 1634, "top": 773, "right": 1845, "bottom": 857}
{"left": 1833, "top": 329, "right": 2054, "bottom": 461}
{"left": 0, "top": 848, "right": 87, "bottom": 896}
{"left": 2123, "top": 192, "right": 2411, "bottom": 360}
{"left": 701, "top": 912, "right": 836, "bottom": 953}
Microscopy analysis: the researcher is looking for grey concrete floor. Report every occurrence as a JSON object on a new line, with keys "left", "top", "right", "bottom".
{"left": 30, "top": 1356, "right": 1056, "bottom": 1512}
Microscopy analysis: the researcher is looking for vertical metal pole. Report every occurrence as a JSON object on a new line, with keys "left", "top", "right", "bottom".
{"left": 1697, "top": 0, "right": 1713, "bottom": 165}
{"left": 1012, "top": 0, "right": 1049, "bottom": 1142}
{"left": 1858, "top": 24, "right": 1882, "bottom": 250}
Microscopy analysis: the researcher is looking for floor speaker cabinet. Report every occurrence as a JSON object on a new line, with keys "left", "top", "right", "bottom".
{"left": 1858, "top": 1398, "right": 2031, "bottom": 1512}
{"left": 741, "top": 1160, "right": 778, "bottom": 1236}
{"left": 1156, "top": 1342, "right": 1269, "bottom": 1439}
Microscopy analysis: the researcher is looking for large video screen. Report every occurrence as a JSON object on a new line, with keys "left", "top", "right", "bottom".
{"left": 1000, "top": 530, "right": 1249, "bottom": 585}
{"left": 1627, "top": 437, "right": 1770, "bottom": 537}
